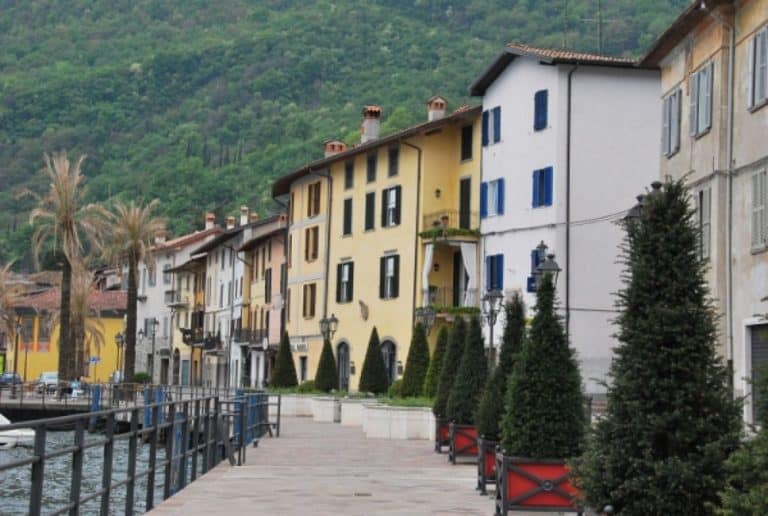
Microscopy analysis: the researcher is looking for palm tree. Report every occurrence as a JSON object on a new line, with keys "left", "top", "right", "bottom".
{"left": 0, "top": 262, "right": 23, "bottom": 367}
{"left": 100, "top": 200, "right": 165, "bottom": 383}
{"left": 28, "top": 152, "right": 103, "bottom": 381}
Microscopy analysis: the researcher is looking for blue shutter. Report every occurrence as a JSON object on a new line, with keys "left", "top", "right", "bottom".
{"left": 494, "top": 254, "right": 504, "bottom": 290}
{"left": 492, "top": 106, "right": 501, "bottom": 143}
{"left": 480, "top": 182, "right": 488, "bottom": 218}
{"left": 526, "top": 276, "right": 537, "bottom": 293}
{"left": 532, "top": 169, "right": 540, "bottom": 208}
{"left": 482, "top": 111, "right": 489, "bottom": 146}
{"left": 544, "top": 167, "right": 553, "bottom": 206}
{"left": 534, "top": 90, "right": 548, "bottom": 130}
{"left": 485, "top": 256, "right": 492, "bottom": 290}
{"left": 496, "top": 178, "right": 505, "bottom": 215}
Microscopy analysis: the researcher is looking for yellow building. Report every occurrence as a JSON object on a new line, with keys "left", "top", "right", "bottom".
{"left": 8, "top": 288, "right": 126, "bottom": 383}
{"left": 273, "top": 99, "right": 481, "bottom": 391}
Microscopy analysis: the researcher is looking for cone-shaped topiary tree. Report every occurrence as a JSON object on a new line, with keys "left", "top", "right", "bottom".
{"left": 401, "top": 323, "right": 430, "bottom": 397}
{"left": 433, "top": 317, "right": 466, "bottom": 417}
{"left": 446, "top": 316, "right": 488, "bottom": 425}
{"left": 423, "top": 325, "right": 449, "bottom": 398}
{"left": 501, "top": 273, "right": 583, "bottom": 459}
{"left": 271, "top": 331, "right": 298, "bottom": 388}
{"left": 314, "top": 338, "right": 338, "bottom": 392}
{"left": 476, "top": 293, "right": 526, "bottom": 440}
{"left": 359, "top": 326, "right": 389, "bottom": 394}
{"left": 575, "top": 180, "right": 741, "bottom": 514}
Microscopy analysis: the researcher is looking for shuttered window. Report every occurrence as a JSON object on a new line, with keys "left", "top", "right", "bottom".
{"left": 534, "top": 90, "right": 548, "bottom": 131}
{"left": 695, "top": 188, "right": 711, "bottom": 259}
{"left": 485, "top": 254, "right": 504, "bottom": 291}
{"left": 365, "top": 192, "right": 375, "bottom": 231}
{"left": 689, "top": 62, "right": 713, "bottom": 137}
{"left": 343, "top": 198, "right": 352, "bottom": 236}
{"left": 336, "top": 262, "right": 354, "bottom": 303}
{"left": 749, "top": 27, "right": 768, "bottom": 108}
{"left": 753, "top": 171, "right": 767, "bottom": 249}
{"left": 388, "top": 145, "right": 399, "bottom": 177}
{"left": 302, "top": 283, "right": 316, "bottom": 318}
{"left": 304, "top": 226, "right": 319, "bottom": 262}
{"left": 662, "top": 89, "right": 681, "bottom": 156}
{"left": 482, "top": 179, "right": 505, "bottom": 218}
{"left": 381, "top": 186, "right": 401, "bottom": 227}
{"left": 367, "top": 154, "right": 377, "bottom": 183}
{"left": 460, "top": 124, "right": 473, "bottom": 161}
{"left": 481, "top": 106, "right": 501, "bottom": 146}
{"left": 307, "top": 181, "right": 321, "bottom": 217}
{"left": 344, "top": 161, "right": 354, "bottom": 190}
{"left": 532, "top": 167, "right": 554, "bottom": 208}
{"left": 751, "top": 325, "right": 768, "bottom": 423}
{"left": 264, "top": 268, "right": 272, "bottom": 303}
{"left": 379, "top": 255, "right": 400, "bottom": 299}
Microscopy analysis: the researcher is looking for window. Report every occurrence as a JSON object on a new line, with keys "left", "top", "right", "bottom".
{"left": 305, "top": 226, "right": 319, "bottom": 261}
{"left": 388, "top": 146, "right": 399, "bottom": 177}
{"left": 302, "top": 283, "right": 317, "bottom": 318}
{"left": 261, "top": 247, "right": 266, "bottom": 275}
{"left": 532, "top": 167, "right": 553, "bottom": 208}
{"left": 265, "top": 268, "right": 272, "bottom": 303}
{"left": 163, "top": 264, "right": 172, "bottom": 285}
{"left": 662, "top": 89, "right": 682, "bottom": 156}
{"left": 221, "top": 249, "right": 225, "bottom": 270}
{"left": 300, "top": 356, "right": 307, "bottom": 382}
{"left": 482, "top": 106, "right": 501, "bottom": 146}
{"left": 485, "top": 254, "right": 504, "bottom": 291}
{"left": 753, "top": 170, "right": 767, "bottom": 249}
{"left": 287, "top": 235, "right": 292, "bottom": 268}
{"left": 379, "top": 255, "right": 400, "bottom": 299}
{"left": 38, "top": 318, "right": 50, "bottom": 343}
{"left": 280, "top": 263, "right": 287, "bottom": 295}
{"left": 381, "top": 186, "right": 401, "bottom": 228}
{"left": 268, "top": 240, "right": 272, "bottom": 262}
{"left": 526, "top": 246, "right": 547, "bottom": 292}
{"left": 480, "top": 178, "right": 505, "bottom": 218}
{"left": 749, "top": 27, "right": 768, "bottom": 109}
{"left": 336, "top": 262, "right": 354, "bottom": 303}
{"left": 460, "top": 124, "right": 473, "bottom": 161}
{"left": 286, "top": 288, "right": 291, "bottom": 322}
{"left": 307, "top": 181, "right": 321, "bottom": 217}
{"left": 367, "top": 154, "right": 377, "bottom": 183}
{"left": 344, "top": 161, "right": 354, "bottom": 189}
{"left": 695, "top": 188, "right": 711, "bottom": 259}
{"left": 689, "top": 62, "right": 713, "bottom": 137}
{"left": 534, "top": 90, "right": 548, "bottom": 131}
{"left": 289, "top": 192, "right": 295, "bottom": 224}
{"left": 148, "top": 267, "right": 156, "bottom": 287}
{"left": 343, "top": 198, "right": 353, "bottom": 236}
{"left": 365, "top": 192, "right": 375, "bottom": 231}
{"left": 219, "top": 284, "right": 224, "bottom": 307}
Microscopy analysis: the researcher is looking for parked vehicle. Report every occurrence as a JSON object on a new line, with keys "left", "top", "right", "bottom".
{"left": 36, "top": 372, "right": 58, "bottom": 394}
{"left": 0, "top": 372, "right": 22, "bottom": 388}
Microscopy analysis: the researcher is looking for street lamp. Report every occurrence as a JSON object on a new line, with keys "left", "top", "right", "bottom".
{"left": 11, "top": 320, "right": 20, "bottom": 398}
{"left": 482, "top": 289, "right": 504, "bottom": 368}
{"left": 536, "top": 253, "right": 562, "bottom": 286}
{"left": 115, "top": 332, "right": 124, "bottom": 382}
{"left": 138, "top": 318, "right": 159, "bottom": 382}
{"left": 319, "top": 313, "right": 339, "bottom": 341}
{"left": 414, "top": 306, "right": 436, "bottom": 335}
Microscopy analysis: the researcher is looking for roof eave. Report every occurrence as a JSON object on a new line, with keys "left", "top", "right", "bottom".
{"left": 468, "top": 51, "right": 517, "bottom": 96}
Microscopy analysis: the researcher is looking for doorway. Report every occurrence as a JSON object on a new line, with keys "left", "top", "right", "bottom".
{"left": 172, "top": 349, "right": 180, "bottom": 385}
{"left": 337, "top": 342, "right": 350, "bottom": 391}
{"left": 459, "top": 178, "right": 471, "bottom": 229}
{"left": 380, "top": 340, "right": 396, "bottom": 385}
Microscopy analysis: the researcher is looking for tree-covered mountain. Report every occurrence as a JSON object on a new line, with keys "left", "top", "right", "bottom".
{"left": 0, "top": 0, "right": 687, "bottom": 268}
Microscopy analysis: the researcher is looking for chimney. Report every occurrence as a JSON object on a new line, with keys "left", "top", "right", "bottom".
{"left": 205, "top": 212, "right": 215, "bottom": 230}
{"left": 323, "top": 139, "right": 347, "bottom": 158}
{"left": 226, "top": 216, "right": 236, "bottom": 230}
{"left": 240, "top": 206, "right": 249, "bottom": 226}
{"left": 427, "top": 96, "right": 447, "bottom": 121}
{"left": 249, "top": 213, "right": 260, "bottom": 223}
{"left": 360, "top": 105, "right": 382, "bottom": 143}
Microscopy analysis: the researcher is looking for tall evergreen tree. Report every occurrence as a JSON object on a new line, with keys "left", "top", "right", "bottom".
{"left": 271, "top": 331, "right": 298, "bottom": 388}
{"left": 501, "top": 273, "right": 583, "bottom": 459}
{"left": 423, "top": 325, "right": 449, "bottom": 398}
{"left": 359, "top": 326, "right": 389, "bottom": 394}
{"left": 446, "top": 316, "right": 487, "bottom": 425}
{"left": 433, "top": 317, "right": 466, "bottom": 417}
{"left": 314, "top": 338, "right": 338, "bottom": 392}
{"left": 476, "top": 294, "right": 525, "bottom": 440}
{"left": 576, "top": 181, "right": 741, "bottom": 514}
{"left": 401, "top": 323, "right": 430, "bottom": 397}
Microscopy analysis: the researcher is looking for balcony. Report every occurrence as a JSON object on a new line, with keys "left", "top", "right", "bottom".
{"left": 421, "top": 209, "right": 479, "bottom": 239}
{"left": 233, "top": 328, "right": 269, "bottom": 346}
{"left": 165, "top": 290, "right": 189, "bottom": 308}
{"left": 425, "top": 286, "right": 480, "bottom": 316}
{"left": 181, "top": 327, "right": 205, "bottom": 345}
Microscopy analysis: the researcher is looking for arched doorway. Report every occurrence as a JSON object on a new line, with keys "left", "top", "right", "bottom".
{"left": 380, "top": 340, "right": 396, "bottom": 386}
{"left": 172, "top": 348, "right": 180, "bottom": 385}
{"left": 337, "top": 341, "right": 350, "bottom": 391}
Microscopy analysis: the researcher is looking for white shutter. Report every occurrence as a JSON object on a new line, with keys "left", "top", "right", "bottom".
{"left": 702, "top": 189, "right": 711, "bottom": 259}
{"left": 672, "top": 90, "right": 681, "bottom": 152}
{"left": 748, "top": 35, "right": 756, "bottom": 108}
{"left": 662, "top": 95, "right": 671, "bottom": 155}
{"left": 689, "top": 72, "right": 699, "bottom": 135}
{"left": 754, "top": 173, "right": 766, "bottom": 247}
{"left": 702, "top": 64, "right": 713, "bottom": 131}
{"left": 758, "top": 30, "right": 768, "bottom": 103}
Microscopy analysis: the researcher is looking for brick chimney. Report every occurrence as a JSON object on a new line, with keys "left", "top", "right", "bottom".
{"left": 226, "top": 216, "right": 236, "bottom": 230}
{"left": 427, "top": 96, "right": 447, "bottom": 121}
{"left": 205, "top": 212, "right": 215, "bottom": 230}
{"left": 240, "top": 206, "right": 249, "bottom": 226}
{"left": 323, "top": 139, "right": 347, "bottom": 158}
{"left": 249, "top": 213, "right": 260, "bottom": 223}
{"left": 361, "top": 105, "right": 382, "bottom": 143}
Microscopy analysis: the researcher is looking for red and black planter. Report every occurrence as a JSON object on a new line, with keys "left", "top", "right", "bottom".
{"left": 448, "top": 422, "right": 478, "bottom": 464}
{"left": 434, "top": 417, "right": 450, "bottom": 453}
{"left": 494, "top": 453, "right": 583, "bottom": 515}
{"left": 476, "top": 436, "right": 498, "bottom": 494}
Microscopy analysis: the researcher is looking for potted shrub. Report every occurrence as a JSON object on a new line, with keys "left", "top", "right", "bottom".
{"left": 496, "top": 272, "right": 584, "bottom": 514}
{"left": 475, "top": 294, "right": 525, "bottom": 494}
{"left": 446, "top": 315, "right": 487, "bottom": 464}
{"left": 271, "top": 331, "right": 298, "bottom": 388}
{"left": 423, "top": 325, "right": 448, "bottom": 398}
{"left": 432, "top": 318, "right": 465, "bottom": 453}
{"left": 359, "top": 327, "right": 389, "bottom": 395}
{"left": 401, "top": 323, "right": 430, "bottom": 397}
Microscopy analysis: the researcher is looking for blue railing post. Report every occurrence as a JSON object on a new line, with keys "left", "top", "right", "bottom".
{"left": 89, "top": 385, "right": 102, "bottom": 431}
{"left": 143, "top": 386, "right": 152, "bottom": 429}
{"left": 234, "top": 389, "right": 243, "bottom": 441}
{"left": 155, "top": 387, "right": 165, "bottom": 426}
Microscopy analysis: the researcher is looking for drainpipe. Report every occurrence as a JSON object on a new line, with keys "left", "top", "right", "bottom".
{"left": 273, "top": 197, "right": 290, "bottom": 338}
{"left": 310, "top": 169, "right": 333, "bottom": 323}
{"left": 565, "top": 64, "right": 579, "bottom": 336}
{"left": 726, "top": 17, "right": 735, "bottom": 383}
{"left": 401, "top": 140, "right": 423, "bottom": 329}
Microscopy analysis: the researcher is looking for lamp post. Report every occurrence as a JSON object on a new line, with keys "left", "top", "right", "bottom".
{"left": 414, "top": 306, "right": 437, "bottom": 335}
{"left": 482, "top": 289, "right": 504, "bottom": 368}
{"left": 115, "top": 332, "right": 124, "bottom": 382}
{"left": 319, "top": 313, "right": 339, "bottom": 341}
{"left": 138, "top": 318, "right": 159, "bottom": 382}
{"left": 11, "top": 321, "right": 20, "bottom": 398}
{"left": 536, "top": 254, "right": 562, "bottom": 287}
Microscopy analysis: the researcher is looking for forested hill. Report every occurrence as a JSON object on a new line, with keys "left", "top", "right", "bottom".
{"left": 0, "top": 0, "right": 687, "bottom": 267}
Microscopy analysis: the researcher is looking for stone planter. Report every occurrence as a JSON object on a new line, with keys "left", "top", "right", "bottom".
{"left": 494, "top": 454, "right": 582, "bottom": 515}
{"left": 311, "top": 396, "right": 341, "bottom": 423}
{"left": 449, "top": 423, "right": 478, "bottom": 464}
{"left": 268, "top": 394, "right": 313, "bottom": 417}
{"left": 339, "top": 398, "right": 368, "bottom": 426}
{"left": 476, "top": 437, "right": 498, "bottom": 494}
{"left": 362, "top": 404, "right": 435, "bottom": 439}
{"left": 434, "top": 417, "right": 450, "bottom": 453}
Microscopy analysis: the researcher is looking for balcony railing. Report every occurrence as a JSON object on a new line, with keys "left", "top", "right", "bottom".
{"left": 426, "top": 286, "right": 479, "bottom": 310}
{"left": 422, "top": 209, "right": 479, "bottom": 232}
{"left": 164, "top": 290, "right": 189, "bottom": 307}
{"left": 233, "top": 328, "right": 268, "bottom": 345}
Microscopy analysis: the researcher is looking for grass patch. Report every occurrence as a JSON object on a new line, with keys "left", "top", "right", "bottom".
{"left": 377, "top": 396, "right": 434, "bottom": 408}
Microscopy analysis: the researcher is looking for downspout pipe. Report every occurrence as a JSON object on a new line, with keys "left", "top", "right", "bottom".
{"left": 273, "top": 197, "right": 290, "bottom": 338}
{"left": 726, "top": 16, "right": 735, "bottom": 383}
{"left": 565, "top": 64, "right": 578, "bottom": 337}
{"left": 401, "top": 140, "right": 423, "bottom": 329}
{"left": 311, "top": 169, "right": 333, "bottom": 324}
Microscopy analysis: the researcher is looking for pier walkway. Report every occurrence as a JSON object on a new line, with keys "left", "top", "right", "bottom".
{"left": 151, "top": 416, "right": 496, "bottom": 515}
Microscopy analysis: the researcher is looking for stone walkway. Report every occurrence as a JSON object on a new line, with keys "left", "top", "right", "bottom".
{"left": 151, "top": 416, "right": 497, "bottom": 515}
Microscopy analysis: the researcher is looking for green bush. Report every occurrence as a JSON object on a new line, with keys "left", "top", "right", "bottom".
{"left": 314, "top": 339, "right": 338, "bottom": 393}
{"left": 433, "top": 317, "right": 465, "bottom": 417}
{"left": 297, "top": 380, "right": 316, "bottom": 393}
{"left": 423, "top": 325, "right": 448, "bottom": 398}
{"left": 271, "top": 331, "right": 298, "bottom": 388}
{"left": 401, "top": 323, "right": 430, "bottom": 397}
{"left": 387, "top": 379, "right": 403, "bottom": 398}
{"left": 446, "top": 315, "right": 487, "bottom": 425}
{"left": 359, "top": 327, "right": 389, "bottom": 394}
{"left": 133, "top": 372, "right": 151, "bottom": 384}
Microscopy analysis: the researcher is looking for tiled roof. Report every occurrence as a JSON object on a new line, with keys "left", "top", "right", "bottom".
{"left": 505, "top": 43, "right": 636, "bottom": 66}
{"left": 153, "top": 226, "right": 222, "bottom": 251}
{"left": 16, "top": 288, "right": 127, "bottom": 312}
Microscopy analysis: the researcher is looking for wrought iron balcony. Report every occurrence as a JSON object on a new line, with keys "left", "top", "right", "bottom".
{"left": 422, "top": 209, "right": 479, "bottom": 235}
{"left": 426, "top": 286, "right": 479, "bottom": 312}
{"left": 233, "top": 328, "right": 268, "bottom": 345}
{"left": 181, "top": 327, "right": 205, "bottom": 345}
{"left": 165, "top": 290, "right": 189, "bottom": 307}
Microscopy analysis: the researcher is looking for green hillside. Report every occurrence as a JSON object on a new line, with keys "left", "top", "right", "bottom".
{"left": 0, "top": 0, "right": 687, "bottom": 268}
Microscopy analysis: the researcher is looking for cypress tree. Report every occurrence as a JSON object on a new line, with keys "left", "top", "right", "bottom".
{"left": 423, "top": 325, "right": 449, "bottom": 398}
{"left": 433, "top": 317, "right": 466, "bottom": 417}
{"left": 271, "top": 331, "right": 298, "bottom": 388}
{"left": 314, "top": 339, "right": 338, "bottom": 392}
{"left": 401, "top": 323, "right": 430, "bottom": 397}
{"left": 501, "top": 273, "right": 583, "bottom": 459}
{"left": 446, "top": 316, "right": 487, "bottom": 425}
{"left": 476, "top": 293, "right": 526, "bottom": 440}
{"left": 359, "top": 326, "right": 389, "bottom": 394}
{"left": 576, "top": 181, "right": 741, "bottom": 514}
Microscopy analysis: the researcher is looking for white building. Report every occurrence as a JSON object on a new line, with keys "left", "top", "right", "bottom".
{"left": 470, "top": 44, "right": 660, "bottom": 395}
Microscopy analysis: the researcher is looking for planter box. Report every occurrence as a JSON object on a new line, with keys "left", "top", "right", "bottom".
{"left": 494, "top": 454, "right": 583, "bottom": 515}
{"left": 449, "top": 423, "right": 478, "bottom": 464}
{"left": 434, "top": 417, "right": 450, "bottom": 453}
{"left": 362, "top": 404, "right": 435, "bottom": 439}
{"left": 339, "top": 399, "right": 367, "bottom": 426}
{"left": 476, "top": 437, "right": 498, "bottom": 494}
{"left": 268, "top": 394, "right": 313, "bottom": 417}
{"left": 311, "top": 397, "right": 341, "bottom": 423}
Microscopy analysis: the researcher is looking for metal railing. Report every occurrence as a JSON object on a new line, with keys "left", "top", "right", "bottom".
{"left": 164, "top": 290, "right": 189, "bottom": 307}
{"left": 232, "top": 328, "right": 268, "bottom": 345}
{"left": 426, "top": 287, "right": 479, "bottom": 308}
{"left": 0, "top": 389, "right": 281, "bottom": 515}
{"left": 422, "top": 209, "right": 479, "bottom": 232}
